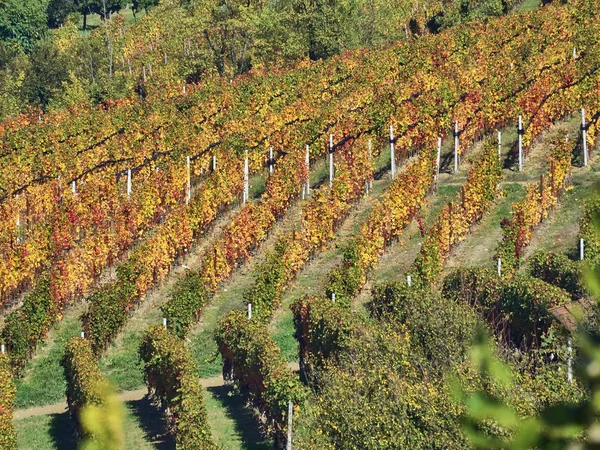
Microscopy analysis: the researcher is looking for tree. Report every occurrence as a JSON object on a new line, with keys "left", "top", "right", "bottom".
{"left": 46, "top": 0, "right": 78, "bottom": 28}
{"left": 0, "top": 0, "right": 50, "bottom": 52}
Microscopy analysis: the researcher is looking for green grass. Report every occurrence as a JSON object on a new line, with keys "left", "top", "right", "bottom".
{"left": 15, "top": 398, "right": 169, "bottom": 450}
{"left": 15, "top": 304, "right": 86, "bottom": 408}
{"left": 204, "top": 386, "right": 273, "bottom": 449}
{"left": 515, "top": 0, "right": 541, "bottom": 12}
{"left": 16, "top": 413, "right": 76, "bottom": 450}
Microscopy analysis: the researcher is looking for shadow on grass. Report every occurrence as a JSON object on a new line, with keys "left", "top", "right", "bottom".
{"left": 128, "top": 396, "right": 175, "bottom": 450}
{"left": 49, "top": 412, "right": 77, "bottom": 450}
{"left": 206, "top": 385, "right": 272, "bottom": 450}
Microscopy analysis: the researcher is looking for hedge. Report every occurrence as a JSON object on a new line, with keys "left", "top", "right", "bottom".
{"left": 215, "top": 311, "right": 306, "bottom": 448}
{"left": 62, "top": 337, "right": 117, "bottom": 440}
{"left": 139, "top": 326, "right": 216, "bottom": 449}
{"left": 367, "top": 282, "right": 478, "bottom": 372}
{"left": 1, "top": 278, "right": 57, "bottom": 373}
{"left": 291, "top": 296, "right": 359, "bottom": 379}
{"left": 161, "top": 271, "right": 209, "bottom": 338}
{"left": 528, "top": 251, "right": 587, "bottom": 300}
{"left": 580, "top": 194, "right": 600, "bottom": 270}
{"left": 442, "top": 269, "right": 571, "bottom": 350}
{"left": 0, "top": 353, "right": 17, "bottom": 450}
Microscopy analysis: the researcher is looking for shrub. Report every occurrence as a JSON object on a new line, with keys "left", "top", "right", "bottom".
{"left": 368, "top": 282, "right": 478, "bottom": 372}
{"left": 215, "top": 311, "right": 306, "bottom": 448}
{"left": 139, "top": 326, "right": 215, "bottom": 449}
{"left": 161, "top": 271, "right": 209, "bottom": 339}
{"left": 0, "top": 353, "right": 17, "bottom": 450}
{"left": 1, "top": 278, "right": 56, "bottom": 373}
{"left": 62, "top": 337, "right": 121, "bottom": 443}
{"left": 528, "top": 251, "right": 587, "bottom": 300}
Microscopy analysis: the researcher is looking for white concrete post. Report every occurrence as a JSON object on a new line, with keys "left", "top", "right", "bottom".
{"left": 573, "top": 47, "right": 577, "bottom": 59}
{"left": 247, "top": 303, "right": 252, "bottom": 320}
{"left": 582, "top": 108, "right": 588, "bottom": 167}
{"left": 243, "top": 152, "right": 249, "bottom": 205}
{"left": 407, "top": 275, "right": 412, "bottom": 286}
{"left": 127, "top": 168, "right": 132, "bottom": 198}
{"left": 331, "top": 292, "right": 336, "bottom": 302}
{"left": 567, "top": 338, "right": 573, "bottom": 383}
{"left": 163, "top": 318, "right": 167, "bottom": 328}
{"left": 269, "top": 147, "right": 274, "bottom": 174}
{"left": 497, "top": 258, "right": 502, "bottom": 277}
{"left": 143, "top": 65, "right": 147, "bottom": 82}
{"left": 81, "top": 331, "right": 85, "bottom": 339}
{"left": 186, "top": 156, "right": 191, "bottom": 205}
{"left": 0, "top": 344, "right": 5, "bottom": 354}
{"left": 498, "top": 131, "right": 502, "bottom": 161}
{"left": 305, "top": 145, "right": 310, "bottom": 196}
{"left": 390, "top": 125, "right": 396, "bottom": 180}
{"left": 368, "top": 140, "right": 373, "bottom": 190}
{"left": 580, "top": 238, "right": 585, "bottom": 261}
{"left": 287, "top": 400, "right": 293, "bottom": 450}
{"left": 72, "top": 180, "right": 76, "bottom": 195}
{"left": 329, "top": 134, "right": 334, "bottom": 188}
{"left": 183, "top": 84, "right": 186, "bottom": 94}
{"left": 436, "top": 137, "right": 442, "bottom": 177}
{"left": 212, "top": 155, "right": 217, "bottom": 172}
{"left": 518, "top": 115, "right": 523, "bottom": 172}
{"left": 454, "top": 121, "right": 459, "bottom": 173}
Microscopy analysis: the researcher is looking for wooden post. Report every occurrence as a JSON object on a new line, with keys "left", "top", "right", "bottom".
{"left": 269, "top": 147, "right": 274, "bottom": 174}
{"left": 164, "top": 52, "right": 168, "bottom": 65}
{"left": 329, "top": 134, "right": 334, "bottom": 188}
{"left": 539, "top": 174, "right": 544, "bottom": 197}
{"left": 454, "top": 121, "right": 459, "bottom": 173}
{"left": 143, "top": 65, "right": 147, "bottom": 82}
{"left": 582, "top": 108, "right": 588, "bottom": 167}
{"left": 286, "top": 400, "right": 293, "bottom": 450}
{"left": 128, "top": 59, "right": 132, "bottom": 75}
{"left": 148, "top": 63, "right": 153, "bottom": 77}
{"left": 127, "top": 168, "right": 132, "bottom": 198}
{"left": 186, "top": 156, "right": 191, "bottom": 205}
{"left": 580, "top": 238, "right": 585, "bottom": 261}
{"left": 390, "top": 125, "right": 396, "bottom": 180}
{"left": 518, "top": 115, "right": 523, "bottom": 172}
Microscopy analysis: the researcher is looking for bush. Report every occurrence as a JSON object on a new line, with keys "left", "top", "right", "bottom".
{"left": 293, "top": 315, "right": 467, "bottom": 449}
{"left": 291, "top": 296, "right": 358, "bottom": 380}
{"left": 215, "top": 311, "right": 306, "bottom": 448}
{"left": 1, "top": 278, "right": 56, "bottom": 373}
{"left": 161, "top": 271, "right": 209, "bottom": 339}
{"left": 528, "top": 251, "right": 587, "bottom": 300}
{"left": 368, "top": 282, "right": 478, "bottom": 372}
{"left": 0, "top": 353, "right": 17, "bottom": 450}
{"left": 62, "top": 337, "right": 119, "bottom": 441}
{"left": 139, "top": 326, "right": 215, "bottom": 449}
{"left": 442, "top": 269, "right": 571, "bottom": 351}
